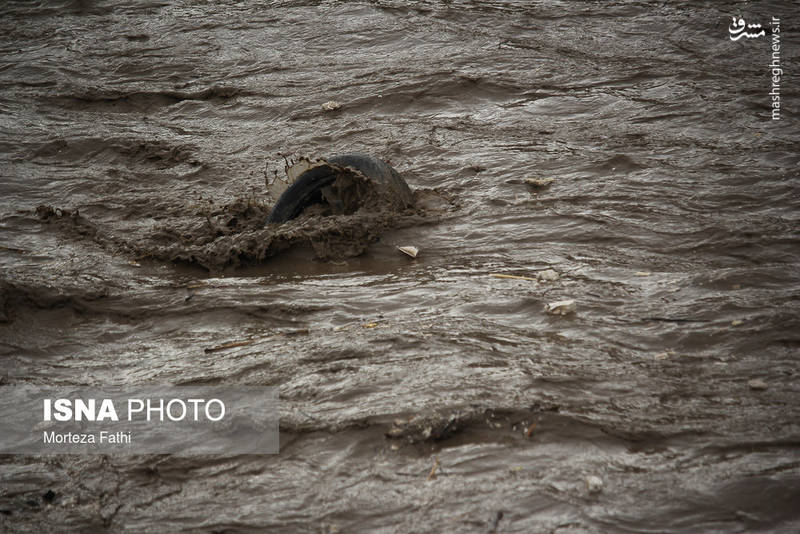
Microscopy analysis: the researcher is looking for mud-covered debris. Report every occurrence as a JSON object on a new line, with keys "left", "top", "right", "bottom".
{"left": 585, "top": 475, "right": 604, "bottom": 493}
{"left": 285, "top": 157, "right": 322, "bottom": 182}
{"left": 397, "top": 246, "right": 419, "bottom": 258}
{"left": 545, "top": 299, "right": 576, "bottom": 315}
{"left": 385, "top": 426, "right": 405, "bottom": 438}
{"left": 524, "top": 421, "right": 537, "bottom": 437}
{"left": 321, "top": 100, "right": 341, "bottom": 111}
{"left": 427, "top": 456, "right": 440, "bottom": 480}
{"left": 35, "top": 205, "right": 105, "bottom": 243}
{"left": 385, "top": 412, "right": 462, "bottom": 443}
{"left": 35, "top": 186, "right": 450, "bottom": 272}
{"left": 748, "top": 378, "right": 768, "bottom": 391}
{"left": 488, "top": 511, "right": 504, "bottom": 533}
{"left": 538, "top": 269, "right": 559, "bottom": 281}
{"left": 524, "top": 177, "right": 554, "bottom": 188}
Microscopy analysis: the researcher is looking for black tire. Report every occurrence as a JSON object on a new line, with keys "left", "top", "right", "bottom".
{"left": 266, "top": 154, "right": 413, "bottom": 224}
{"left": 327, "top": 154, "right": 414, "bottom": 206}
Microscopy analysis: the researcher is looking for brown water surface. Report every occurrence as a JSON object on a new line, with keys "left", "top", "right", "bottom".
{"left": 1, "top": 1, "right": 799, "bottom": 532}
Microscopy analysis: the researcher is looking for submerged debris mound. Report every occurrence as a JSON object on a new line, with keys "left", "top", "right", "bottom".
{"left": 35, "top": 205, "right": 105, "bottom": 242}
{"left": 266, "top": 154, "right": 414, "bottom": 224}
{"left": 385, "top": 411, "right": 465, "bottom": 443}
{"left": 35, "top": 156, "right": 454, "bottom": 272}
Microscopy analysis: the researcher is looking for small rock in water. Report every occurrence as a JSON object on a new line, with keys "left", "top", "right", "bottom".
{"left": 524, "top": 177, "right": 554, "bottom": 188}
{"left": 538, "top": 269, "right": 559, "bottom": 281}
{"left": 397, "top": 246, "right": 419, "bottom": 258}
{"left": 748, "top": 379, "right": 768, "bottom": 391}
{"left": 385, "top": 426, "right": 404, "bottom": 438}
{"left": 585, "top": 475, "right": 604, "bottom": 493}
{"left": 321, "top": 100, "right": 342, "bottom": 111}
{"left": 545, "top": 299, "right": 576, "bottom": 315}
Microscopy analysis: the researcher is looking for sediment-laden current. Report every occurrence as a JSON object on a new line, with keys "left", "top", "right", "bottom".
{"left": 1, "top": 1, "right": 799, "bottom": 532}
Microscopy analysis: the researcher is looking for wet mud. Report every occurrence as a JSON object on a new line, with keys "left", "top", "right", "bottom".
{"left": 1, "top": 0, "right": 800, "bottom": 532}
{"left": 34, "top": 183, "right": 449, "bottom": 272}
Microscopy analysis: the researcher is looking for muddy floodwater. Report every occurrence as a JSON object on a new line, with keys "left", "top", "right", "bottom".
{"left": 1, "top": 0, "right": 799, "bottom": 532}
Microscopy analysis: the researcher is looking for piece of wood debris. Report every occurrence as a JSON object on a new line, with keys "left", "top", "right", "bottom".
{"left": 427, "top": 456, "right": 440, "bottom": 480}
{"left": 397, "top": 246, "right": 419, "bottom": 258}
{"left": 204, "top": 329, "right": 308, "bottom": 353}
{"left": 204, "top": 339, "right": 256, "bottom": 353}
{"left": 489, "top": 273, "right": 538, "bottom": 281}
{"left": 524, "top": 177, "right": 555, "bottom": 188}
{"left": 0, "top": 245, "right": 29, "bottom": 254}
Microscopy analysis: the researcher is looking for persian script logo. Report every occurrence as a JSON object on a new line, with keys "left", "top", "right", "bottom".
{"left": 729, "top": 16, "right": 766, "bottom": 40}
{"left": 727, "top": 15, "right": 781, "bottom": 120}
